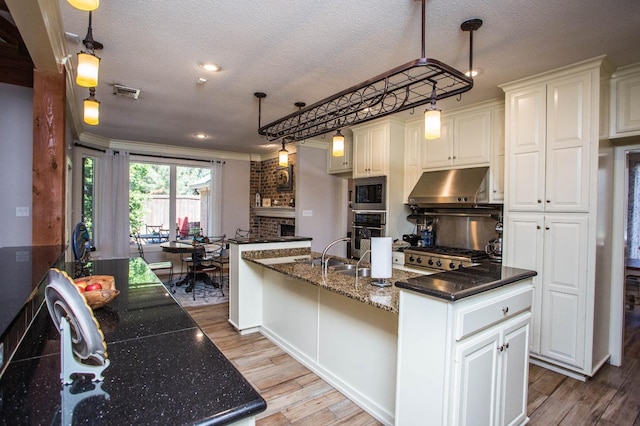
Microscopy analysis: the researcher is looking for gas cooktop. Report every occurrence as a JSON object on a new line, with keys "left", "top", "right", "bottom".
{"left": 404, "top": 245, "right": 489, "bottom": 271}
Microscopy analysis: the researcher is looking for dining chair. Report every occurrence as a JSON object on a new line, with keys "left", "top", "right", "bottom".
{"left": 206, "top": 236, "right": 228, "bottom": 294}
{"left": 185, "top": 245, "right": 219, "bottom": 300}
{"left": 133, "top": 233, "right": 174, "bottom": 288}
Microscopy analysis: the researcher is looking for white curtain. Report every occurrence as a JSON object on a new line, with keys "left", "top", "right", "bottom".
{"left": 210, "top": 161, "right": 223, "bottom": 236}
{"left": 96, "top": 150, "right": 130, "bottom": 259}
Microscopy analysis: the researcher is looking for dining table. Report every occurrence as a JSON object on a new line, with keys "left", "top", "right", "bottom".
{"left": 160, "top": 240, "right": 225, "bottom": 289}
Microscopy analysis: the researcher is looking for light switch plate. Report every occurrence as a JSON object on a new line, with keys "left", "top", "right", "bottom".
{"left": 16, "top": 207, "right": 29, "bottom": 217}
{"left": 303, "top": 210, "right": 313, "bottom": 217}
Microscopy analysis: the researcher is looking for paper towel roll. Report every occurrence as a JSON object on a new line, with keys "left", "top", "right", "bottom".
{"left": 371, "top": 237, "right": 392, "bottom": 279}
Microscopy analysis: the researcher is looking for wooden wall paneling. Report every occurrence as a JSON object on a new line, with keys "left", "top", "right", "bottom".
{"left": 32, "top": 69, "right": 65, "bottom": 246}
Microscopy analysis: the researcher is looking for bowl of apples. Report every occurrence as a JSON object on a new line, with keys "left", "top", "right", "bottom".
{"left": 74, "top": 275, "right": 120, "bottom": 309}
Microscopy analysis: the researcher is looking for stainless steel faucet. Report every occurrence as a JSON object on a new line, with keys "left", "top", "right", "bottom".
{"left": 321, "top": 237, "right": 350, "bottom": 275}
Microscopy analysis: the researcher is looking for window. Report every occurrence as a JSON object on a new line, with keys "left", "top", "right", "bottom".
{"left": 628, "top": 154, "right": 640, "bottom": 260}
{"left": 81, "top": 155, "right": 96, "bottom": 247}
{"left": 130, "top": 160, "right": 214, "bottom": 244}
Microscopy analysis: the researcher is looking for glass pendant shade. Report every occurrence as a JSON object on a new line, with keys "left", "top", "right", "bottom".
{"left": 67, "top": 0, "right": 99, "bottom": 11}
{"left": 332, "top": 130, "right": 345, "bottom": 157}
{"left": 76, "top": 52, "right": 100, "bottom": 87}
{"left": 83, "top": 97, "right": 100, "bottom": 125}
{"left": 424, "top": 108, "right": 441, "bottom": 140}
{"left": 278, "top": 143, "right": 289, "bottom": 167}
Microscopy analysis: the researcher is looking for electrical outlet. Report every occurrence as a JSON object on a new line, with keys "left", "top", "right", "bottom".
{"left": 16, "top": 207, "right": 29, "bottom": 217}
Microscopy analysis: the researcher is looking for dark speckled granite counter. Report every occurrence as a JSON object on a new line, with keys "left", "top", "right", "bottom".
{"left": 395, "top": 261, "right": 537, "bottom": 301}
{"left": 0, "top": 257, "right": 266, "bottom": 425}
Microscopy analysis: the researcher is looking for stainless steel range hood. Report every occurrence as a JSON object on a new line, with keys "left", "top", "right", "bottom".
{"left": 407, "top": 166, "right": 490, "bottom": 207}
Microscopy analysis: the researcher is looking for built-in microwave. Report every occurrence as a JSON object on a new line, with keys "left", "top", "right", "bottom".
{"left": 352, "top": 176, "right": 386, "bottom": 211}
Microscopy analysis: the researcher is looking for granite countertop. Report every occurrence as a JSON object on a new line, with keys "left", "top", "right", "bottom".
{"left": 228, "top": 236, "right": 312, "bottom": 244}
{"left": 395, "top": 261, "right": 538, "bottom": 301}
{"left": 242, "top": 250, "right": 423, "bottom": 314}
{"left": 243, "top": 250, "right": 537, "bottom": 309}
{"left": 0, "top": 257, "right": 266, "bottom": 425}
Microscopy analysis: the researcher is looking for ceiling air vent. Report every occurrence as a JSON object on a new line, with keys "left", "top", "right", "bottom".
{"left": 113, "top": 84, "right": 140, "bottom": 100}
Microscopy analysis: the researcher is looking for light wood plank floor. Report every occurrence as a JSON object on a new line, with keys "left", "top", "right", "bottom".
{"left": 186, "top": 302, "right": 640, "bottom": 425}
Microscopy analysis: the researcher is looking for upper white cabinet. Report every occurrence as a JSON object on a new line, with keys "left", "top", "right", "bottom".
{"left": 609, "top": 63, "right": 640, "bottom": 139}
{"left": 504, "top": 73, "right": 592, "bottom": 213}
{"left": 489, "top": 105, "right": 506, "bottom": 203}
{"left": 403, "top": 121, "right": 423, "bottom": 201}
{"left": 327, "top": 136, "right": 353, "bottom": 174}
{"left": 421, "top": 108, "right": 491, "bottom": 170}
{"left": 352, "top": 121, "right": 391, "bottom": 179}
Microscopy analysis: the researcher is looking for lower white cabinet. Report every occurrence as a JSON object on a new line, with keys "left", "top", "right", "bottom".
{"left": 452, "top": 313, "right": 530, "bottom": 426}
{"left": 504, "top": 213, "right": 589, "bottom": 370}
{"left": 395, "top": 279, "right": 533, "bottom": 425}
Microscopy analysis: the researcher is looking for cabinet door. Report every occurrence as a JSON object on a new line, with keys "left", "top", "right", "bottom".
{"left": 540, "top": 215, "right": 588, "bottom": 368}
{"left": 368, "top": 125, "right": 389, "bottom": 177}
{"left": 352, "top": 130, "right": 370, "bottom": 178}
{"left": 505, "top": 86, "right": 547, "bottom": 212}
{"left": 455, "top": 109, "right": 491, "bottom": 166}
{"left": 614, "top": 72, "right": 640, "bottom": 135}
{"left": 453, "top": 329, "right": 500, "bottom": 425}
{"left": 504, "top": 213, "right": 543, "bottom": 354}
{"left": 545, "top": 73, "right": 591, "bottom": 212}
{"left": 327, "top": 137, "right": 352, "bottom": 174}
{"left": 404, "top": 122, "right": 422, "bottom": 201}
{"left": 499, "top": 314, "right": 531, "bottom": 426}
{"left": 421, "top": 117, "right": 453, "bottom": 169}
{"left": 490, "top": 105, "right": 505, "bottom": 203}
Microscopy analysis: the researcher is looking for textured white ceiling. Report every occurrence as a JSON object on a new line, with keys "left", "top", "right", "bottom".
{"left": 57, "top": 0, "right": 640, "bottom": 154}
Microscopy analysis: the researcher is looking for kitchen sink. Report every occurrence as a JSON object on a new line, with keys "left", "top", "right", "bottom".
{"left": 335, "top": 267, "right": 371, "bottom": 277}
{"left": 296, "top": 258, "right": 344, "bottom": 267}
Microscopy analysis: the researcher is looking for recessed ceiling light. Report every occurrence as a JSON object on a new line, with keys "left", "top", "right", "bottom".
{"left": 194, "top": 133, "right": 208, "bottom": 139}
{"left": 198, "top": 62, "right": 221, "bottom": 72}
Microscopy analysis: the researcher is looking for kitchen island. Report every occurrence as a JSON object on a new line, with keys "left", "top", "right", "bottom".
{"left": 0, "top": 257, "right": 266, "bottom": 425}
{"left": 231, "top": 238, "right": 535, "bottom": 425}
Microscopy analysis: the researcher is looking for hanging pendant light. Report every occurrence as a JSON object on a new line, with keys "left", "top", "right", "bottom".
{"left": 332, "top": 129, "right": 345, "bottom": 157}
{"left": 76, "top": 11, "right": 103, "bottom": 88}
{"left": 278, "top": 141, "right": 289, "bottom": 167}
{"left": 424, "top": 84, "right": 441, "bottom": 140}
{"left": 66, "top": 0, "right": 99, "bottom": 11}
{"left": 83, "top": 87, "right": 100, "bottom": 125}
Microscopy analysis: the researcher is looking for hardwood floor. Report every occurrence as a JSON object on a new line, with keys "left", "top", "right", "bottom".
{"left": 186, "top": 302, "right": 640, "bottom": 425}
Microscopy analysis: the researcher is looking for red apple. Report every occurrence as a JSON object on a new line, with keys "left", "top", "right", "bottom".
{"left": 85, "top": 283, "right": 103, "bottom": 292}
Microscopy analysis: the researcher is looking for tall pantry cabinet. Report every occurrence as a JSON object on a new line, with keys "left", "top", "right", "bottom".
{"left": 501, "top": 56, "right": 615, "bottom": 378}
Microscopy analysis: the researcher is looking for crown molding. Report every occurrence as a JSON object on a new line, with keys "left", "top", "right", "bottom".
{"left": 78, "top": 132, "right": 253, "bottom": 162}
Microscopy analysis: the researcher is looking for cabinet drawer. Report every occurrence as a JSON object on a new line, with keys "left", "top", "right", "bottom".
{"left": 455, "top": 287, "right": 532, "bottom": 340}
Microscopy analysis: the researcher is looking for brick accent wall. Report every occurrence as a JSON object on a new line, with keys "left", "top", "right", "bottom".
{"left": 250, "top": 155, "right": 296, "bottom": 238}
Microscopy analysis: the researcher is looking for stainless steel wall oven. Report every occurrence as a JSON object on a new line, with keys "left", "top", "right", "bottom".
{"left": 352, "top": 211, "right": 386, "bottom": 259}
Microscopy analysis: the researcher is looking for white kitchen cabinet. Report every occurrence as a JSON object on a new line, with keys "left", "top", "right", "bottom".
{"left": 421, "top": 108, "right": 491, "bottom": 170}
{"left": 327, "top": 135, "right": 352, "bottom": 174}
{"left": 489, "top": 105, "right": 505, "bottom": 203}
{"left": 609, "top": 63, "right": 640, "bottom": 139}
{"left": 452, "top": 313, "right": 530, "bottom": 426}
{"left": 352, "top": 122, "right": 390, "bottom": 178}
{"left": 505, "top": 72, "right": 591, "bottom": 212}
{"left": 501, "top": 56, "right": 614, "bottom": 378}
{"left": 504, "top": 213, "right": 588, "bottom": 367}
{"left": 403, "top": 120, "right": 422, "bottom": 201}
{"left": 395, "top": 279, "right": 533, "bottom": 425}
